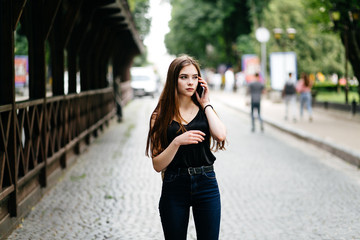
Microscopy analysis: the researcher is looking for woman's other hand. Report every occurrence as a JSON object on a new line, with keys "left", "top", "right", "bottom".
{"left": 174, "top": 130, "right": 205, "bottom": 146}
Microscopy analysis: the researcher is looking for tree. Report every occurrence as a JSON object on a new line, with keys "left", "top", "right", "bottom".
{"left": 129, "top": 0, "right": 151, "bottom": 40}
{"left": 165, "top": 0, "right": 222, "bottom": 67}
{"left": 305, "top": 0, "right": 360, "bottom": 100}
{"left": 165, "top": 0, "right": 253, "bottom": 68}
{"left": 129, "top": 0, "right": 151, "bottom": 66}
{"left": 261, "top": 0, "right": 347, "bottom": 77}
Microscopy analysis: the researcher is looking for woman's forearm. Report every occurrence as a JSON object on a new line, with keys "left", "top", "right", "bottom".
{"left": 152, "top": 140, "right": 180, "bottom": 172}
{"left": 204, "top": 107, "right": 227, "bottom": 142}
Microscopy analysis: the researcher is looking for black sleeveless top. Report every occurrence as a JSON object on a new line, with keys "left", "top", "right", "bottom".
{"left": 166, "top": 108, "right": 216, "bottom": 170}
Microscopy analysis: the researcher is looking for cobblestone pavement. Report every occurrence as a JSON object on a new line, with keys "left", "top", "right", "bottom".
{"left": 8, "top": 97, "right": 360, "bottom": 240}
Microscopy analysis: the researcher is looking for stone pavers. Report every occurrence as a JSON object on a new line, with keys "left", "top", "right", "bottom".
{"left": 8, "top": 99, "right": 164, "bottom": 240}
{"left": 8, "top": 96, "right": 360, "bottom": 240}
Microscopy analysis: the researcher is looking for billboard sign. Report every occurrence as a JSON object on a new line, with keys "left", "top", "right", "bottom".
{"left": 241, "top": 54, "right": 261, "bottom": 83}
{"left": 269, "top": 52, "right": 297, "bottom": 90}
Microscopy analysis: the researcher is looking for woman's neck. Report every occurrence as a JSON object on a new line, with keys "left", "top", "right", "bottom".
{"left": 176, "top": 95, "right": 198, "bottom": 124}
{"left": 178, "top": 95, "right": 195, "bottom": 110}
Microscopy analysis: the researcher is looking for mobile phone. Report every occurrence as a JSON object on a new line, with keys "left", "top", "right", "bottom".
{"left": 196, "top": 84, "right": 204, "bottom": 98}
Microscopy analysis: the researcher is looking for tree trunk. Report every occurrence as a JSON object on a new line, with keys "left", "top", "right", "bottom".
{"left": 345, "top": 28, "right": 360, "bottom": 102}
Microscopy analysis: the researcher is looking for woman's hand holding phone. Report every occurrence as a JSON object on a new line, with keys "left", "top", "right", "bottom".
{"left": 196, "top": 77, "right": 210, "bottom": 108}
{"left": 196, "top": 84, "right": 204, "bottom": 98}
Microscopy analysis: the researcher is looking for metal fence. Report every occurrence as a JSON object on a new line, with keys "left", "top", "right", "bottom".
{"left": 0, "top": 88, "right": 115, "bottom": 237}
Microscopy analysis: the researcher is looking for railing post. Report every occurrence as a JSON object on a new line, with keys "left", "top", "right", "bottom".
{"left": 24, "top": 1, "right": 47, "bottom": 187}
{"left": 0, "top": 0, "right": 18, "bottom": 217}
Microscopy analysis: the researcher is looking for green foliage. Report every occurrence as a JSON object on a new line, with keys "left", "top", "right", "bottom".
{"left": 262, "top": 0, "right": 348, "bottom": 77}
{"left": 128, "top": 0, "right": 151, "bottom": 66}
{"left": 164, "top": 0, "right": 358, "bottom": 88}
{"left": 236, "top": 34, "right": 256, "bottom": 55}
{"left": 14, "top": 23, "right": 28, "bottom": 55}
{"left": 313, "top": 81, "right": 358, "bottom": 92}
{"left": 305, "top": 0, "right": 360, "bottom": 29}
{"left": 303, "top": 0, "right": 360, "bottom": 85}
{"left": 316, "top": 91, "right": 359, "bottom": 103}
{"left": 248, "top": 0, "right": 270, "bottom": 28}
{"left": 129, "top": 0, "right": 151, "bottom": 40}
{"left": 165, "top": 0, "right": 221, "bottom": 66}
{"left": 165, "top": 0, "right": 253, "bottom": 68}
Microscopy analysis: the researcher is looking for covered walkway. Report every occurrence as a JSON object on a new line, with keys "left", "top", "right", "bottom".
{"left": 0, "top": 0, "right": 143, "bottom": 237}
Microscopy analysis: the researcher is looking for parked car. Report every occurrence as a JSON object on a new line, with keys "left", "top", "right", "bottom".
{"left": 130, "top": 66, "right": 159, "bottom": 98}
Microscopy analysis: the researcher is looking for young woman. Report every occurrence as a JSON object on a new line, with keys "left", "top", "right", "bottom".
{"left": 146, "top": 55, "right": 226, "bottom": 240}
{"left": 296, "top": 72, "right": 313, "bottom": 121}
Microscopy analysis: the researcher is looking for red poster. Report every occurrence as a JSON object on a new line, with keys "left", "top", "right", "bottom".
{"left": 15, "top": 56, "right": 28, "bottom": 86}
{"left": 241, "top": 54, "right": 260, "bottom": 83}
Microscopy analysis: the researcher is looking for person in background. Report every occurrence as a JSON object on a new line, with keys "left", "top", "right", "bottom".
{"left": 282, "top": 72, "right": 297, "bottom": 122}
{"left": 114, "top": 78, "right": 123, "bottom": 122}
{"left": 296, "top": 72, "right": 313, "bottom": 122}
{"left": 224, "top": 67, "right": 235, "bottom": 92}
{"left": 146, "top": 55, "right": 227, "bottom": 240}
{"left": 247, "top": 73, "right": 265, "bottom": 132}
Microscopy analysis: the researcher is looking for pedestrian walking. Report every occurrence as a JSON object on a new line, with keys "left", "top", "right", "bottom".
{"left": 296, "top": 72, "right": 313, "bottom": 122}
{"left": 146, "top": 55, "right": 227, "bottom": 240}
{"left": 247, "top": 72, "right": 265, "bottom": 132}
{"left": 224, "top": 67, "right": 235, "bottom": 92}
{"left": 282, "top": 72, "right": 297, "bottom": 122}
{"left": 114, "top": 79, "right": 123, "bottom": 122}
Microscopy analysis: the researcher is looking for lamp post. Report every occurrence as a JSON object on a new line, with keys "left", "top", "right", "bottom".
{"left": 255, "top": 27, "right": 270, "bottom": 84}
{"left": 273, "top": 28, "right": 283, "bottom": 49}
{"left": 272, "top": 27, "right": 296, "bottom": 88}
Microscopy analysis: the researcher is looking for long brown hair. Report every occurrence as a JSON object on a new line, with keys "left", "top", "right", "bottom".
{"left": 301, "top": 72, "right": 310, "bottom": 87}
{"left": 145, "top": 55, "right": 225, "bottom": 157}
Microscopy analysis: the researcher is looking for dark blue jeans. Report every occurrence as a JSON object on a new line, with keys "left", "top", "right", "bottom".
{"left": 159, "top": 168, "right": 221, "bottom": 240}
{"left": 251, "top": 101, "right": 263, "bottom": 130}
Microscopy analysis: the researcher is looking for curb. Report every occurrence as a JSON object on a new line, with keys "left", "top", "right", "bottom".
{"left": 218, "top": 98, "right": 360, "bottom": 168}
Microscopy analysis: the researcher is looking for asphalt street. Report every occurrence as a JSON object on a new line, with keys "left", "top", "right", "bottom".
{"left": 8, "top": 96, "right": 360, "bottom": 240}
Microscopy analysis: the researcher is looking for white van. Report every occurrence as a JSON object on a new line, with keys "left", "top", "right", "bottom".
{"left": 130, "top": 66, "right": 159, "bottom": 98}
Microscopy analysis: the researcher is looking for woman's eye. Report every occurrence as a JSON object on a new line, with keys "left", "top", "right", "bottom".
{"left": 180, "top": 76, "right": 187, "bottom": 79}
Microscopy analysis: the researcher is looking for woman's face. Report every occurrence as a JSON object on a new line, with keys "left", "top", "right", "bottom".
{"left": 177, "top": 64, "right": 199, "bottom": 97}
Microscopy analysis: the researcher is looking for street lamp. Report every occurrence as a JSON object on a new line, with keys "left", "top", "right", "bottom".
{"left": 273, "top": 28, "right": 283, "bottom": 40}
{"left": 286, "top": 28, "right": 297, "bottom": 40}
{"left": 272, "top": 27, "right": 297, "bottom": 91}
{"left": 255, "top": 27, "right": 270, "bottom": 84}
{"left": 273, "top": 27, "right": 297, "bottom": 50}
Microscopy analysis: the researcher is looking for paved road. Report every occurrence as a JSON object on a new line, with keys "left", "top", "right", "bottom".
{"left": 8, "top": 97, "right": 360, "bottom": 240}
{"left": 214, "top": 89, "right": 360, "bottom": 156}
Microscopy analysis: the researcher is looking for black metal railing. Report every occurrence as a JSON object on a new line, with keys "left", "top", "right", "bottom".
{"left": 0, "top": 88, "right": 115, "bottom": 237}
